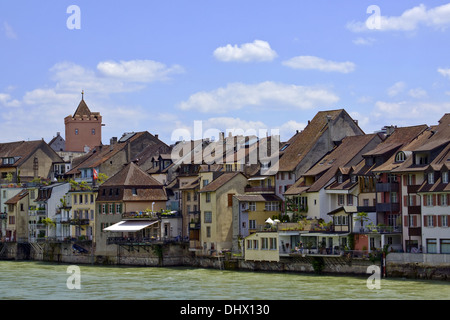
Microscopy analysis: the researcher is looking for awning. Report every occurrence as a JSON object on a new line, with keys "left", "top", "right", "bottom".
{"left": 248, "top": 176, "right": 268, "bottom": 181}
{"left": 103, "top": 220, "right": 158, "bottom": 232}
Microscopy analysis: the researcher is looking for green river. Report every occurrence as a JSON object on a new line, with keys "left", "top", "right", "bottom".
{"left": 0, "top": 260, "right": 448, "bottom": 300}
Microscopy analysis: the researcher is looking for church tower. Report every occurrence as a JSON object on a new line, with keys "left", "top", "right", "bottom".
{"left": 64, "top": 91, "right": 103, "bottom": 152}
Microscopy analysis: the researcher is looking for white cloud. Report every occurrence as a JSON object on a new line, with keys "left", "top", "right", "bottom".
{"left": 352, "top": 37, "right": 376, "bottom": 46}
{"left": 347, "top": 3, "right": 450, "bottom": 33}
{"left": 387, "top": 81, "right": 406, "bottom": 97}
{"left": 0, "top": 59, "right": 184, "bottom": 142}
{"left": 438, "top": 68, "right": 450, "bottom": 78}
{"left": 278, "top": 120, "right": 307, "bottom": 141}
{"left": 213, "top": 40, "right": 277, "bottom": 62}
{"left": 373, "top": 100, "right": 448, "bottom": 127}
{"left": 282, "top": 56, "right": 355, "bottom": 73}
{"left": 0, "top": 93, "right": 20, "bottom": 107}
{"left": 3, "top": 21, "right": 17, "bottom": 39}
{"left": 178, "top": 81, "right": 339, "bottom": 113}
{"left": 408, "top": 88, "right": 427, "bottom": 99}
{"left": 97, "top": 60, "right": 184, "bottom": 82}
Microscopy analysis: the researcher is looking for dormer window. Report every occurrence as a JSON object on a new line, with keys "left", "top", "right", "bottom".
{"left": 2, "top": 157, "right": 14, "bottom": 165}
{"left": 443, "top": 171, "right": 449, "bottom": 184}
{"left": 338, "top": 175, "right": 343, "bottom": 184}
{"left": 395, "top": 151, "right": 406, "bottom": 162}
{"left": 428, "top": 172, "right": 435, "bottom": 184}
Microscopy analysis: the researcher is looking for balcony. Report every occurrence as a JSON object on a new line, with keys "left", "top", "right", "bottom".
{"left": 69, "top": 219, "right": 90, "bottom": 225}
{"left": 376, "top": 202, "right": 400, "bottom": 212}
{"left": 376, "top": 182, "right": 399, "bottom": 193}
{"left": 0, "top": 213, "right": 7, "bottom": 219}
{"left": 408, "top": 227, "right": 422, "bottom": 237}
{"left": 407, "top": 205, "right": 421, "bottom": 215}
{"left": 244, "top": 186, "right": 275, "bottom": 193}
{"left": 356, "top": 206, "right": 376, "bottom": 213}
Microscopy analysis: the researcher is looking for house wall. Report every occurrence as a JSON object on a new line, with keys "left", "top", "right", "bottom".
{"left": 421, "top": 193, "right": 450, "bottom": 253}
{"left": 244, "top": 232, "right": 279, "bottom": 262}
{"left": 65, "top": 115, "right": 102, "bottom": 153}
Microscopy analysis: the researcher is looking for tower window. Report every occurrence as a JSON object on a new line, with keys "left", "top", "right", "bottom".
{"left": 75, "top": 129, "right": 79, "bottom": 135}
{"left": 92, "top": 129, "right": 95, "bottom": 135}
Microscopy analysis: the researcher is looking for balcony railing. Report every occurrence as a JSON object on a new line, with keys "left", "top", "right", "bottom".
{"left": 69, "top": 219, "right": 90, "bottom": 225}
{"left": 376, "top": 202, "right": 400, "bottom": 212}
{"left": 376, "top": 182, "right": 399, "bottom": 193}
{"left": 244, "top": 186, "right": 275, "bottom": 193}
{"left": 353, "top": 225, "right": 402, "bottom": 234}
{"left": 107, "top": 236, "right": 186, "bottom": 245}
{"left": 356, "top": 206, "right": 376, "bottom": 212}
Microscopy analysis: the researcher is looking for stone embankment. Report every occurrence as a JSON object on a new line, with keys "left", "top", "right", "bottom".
{"left": 1, "top": 242, "right": 449, "bottom": 281}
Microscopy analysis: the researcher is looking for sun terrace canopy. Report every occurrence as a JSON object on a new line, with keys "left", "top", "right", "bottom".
{"left": 103, "top": 220, "right": 158, "bottom": 232}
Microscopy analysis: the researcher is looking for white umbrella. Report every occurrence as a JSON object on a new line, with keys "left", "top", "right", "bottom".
{"left": 265, "top": 217, "right": 274, "bottom": 224}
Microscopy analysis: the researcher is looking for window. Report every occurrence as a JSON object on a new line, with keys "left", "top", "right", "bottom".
{"left": 102, "top": 204, "right": 106, "bottom": 214}
{"left": 347, "top": 194, "right": 353, "bottom": 206}
{"left": 206, "top": 226, "right": 211, "bottom": 238}
{"left": 441, "top": 239, "right": 450, "bottom": 254}
{"left": 265, "top": 202, "right": 279, "bottom": 211}
{"left": 132, "top": 188, "right": 137, "bottom": 196}
{"left": 203, "top": 179, "right": 209, "bottom": 187}
{"left": 73, "top": 195, "right": 77, "bottom": 204}
{"left": 247, "top": 240, "right": 252, "bottom": 249}
{"left": 116, "top": 204, "right": 121, "bottom": 214}
{"left": 441, "top": 194, "right": 448, "bottom": 206}
{"left": 205, "top": 192, "right": 211, "bottom": 203}
{"left": 90, "top": 194, "right": 94, "bottom": 203}
{"left": 390, "top": 192, "right": 398, "bottom": 204}
{"left": 443, "top": 172, "right": 449, "bottom": 184}
{"left": 109, "top": 204, "right": 114, "bottom": 214}
{"left": 75, "top": 129, "right": 79, "bottom": 135}
{"left": 428, "top": 173, "right": 434, "bottom": 184}
{"left": 338, "top": 195, "right": 344, "bottom": 206}
{"left": 441, "top": 215, "right": 449, "bottom": 227}
{"left": 204, "top": 211, "right": 212, "bottom": 223}
{"left": 91, "top": 129, "right": 95, "bottom": 135}
{"left": 426, "top": 239, "right": 437, "bottom": 253}
{"left": 270, "top": 238, "right": 277, "bottom": 250}
{"left": 426, "top": 215, "right": 435, "bottom": 227}
{"left": 249, "top": 220, "right": 256, "bottom": 229}
{"left": 337, "top": 175, "right": 343, "bottom": 184}
{"left": 226, "top": 164, "right": 233, "bottom": 172}
{"left": 426, "top": 194, "right": 433, "bottom": 206}
{"left": 261, "top": 238, "right": 268, "bottom": 250}
{"left": 253, "top": 239, "right": 258, "bottom": 250}
{"left": 248, "top": 202, "right": 256, "bottom": 211}
{"left": 363, "top": 199, "right": 369, "bottom": 207}
{"left": 395, "top": 151, "right": 406, "bottom": 162}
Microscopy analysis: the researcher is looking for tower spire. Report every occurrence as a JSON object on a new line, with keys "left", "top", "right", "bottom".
{"left": 81, "top": 90, "right": 84, "bottom": 100}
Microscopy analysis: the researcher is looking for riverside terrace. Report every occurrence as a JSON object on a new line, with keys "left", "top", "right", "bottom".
{"left": 104, "top": 210, "right": 185, "bottom": 245}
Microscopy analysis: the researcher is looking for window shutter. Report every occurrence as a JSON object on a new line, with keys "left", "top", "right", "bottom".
{"left": 433, "top": 195, "right": 437, "bottom": 206}
{"left": 98, "top": 204, "right": 101, "bottom": 214}
{"left": 228, "top": 193, "right": 234, "bottom": 207}
{"left": 437, "top": 194, "right": 441, "bottom": 206}
{"left": 403, "top": 175, "right": 407, "bottom": 186}
{"left": 105, "top": 203, "right": 109, "bottom": 214}
{"left": 112, "top": 203, "right": 115, "bottom": 214}
{"left": 412, "top": 195, "right": 417, "bottom": 206}
{"left": 424, "top": 215, "right": 428, "bottom": 227}
{"left": 404, "top": 215, "right": 409, "bottom": 227}
{"left": 432, "top": 215, "right": 437, "bottom": 227}
{"left": 438, "top": 215, "right": 442, "bottom": 227}
{"left": 404, "top": 195, "right": 408, "bottom": 207}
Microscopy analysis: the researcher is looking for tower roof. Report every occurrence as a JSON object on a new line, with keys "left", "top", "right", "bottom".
{"left": 73, "top": 97, "right": 92, "bottom": 117}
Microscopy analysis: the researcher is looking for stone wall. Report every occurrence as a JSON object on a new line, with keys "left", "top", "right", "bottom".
{"left": 386, "top": 253, "right": 450, "bottom": 281}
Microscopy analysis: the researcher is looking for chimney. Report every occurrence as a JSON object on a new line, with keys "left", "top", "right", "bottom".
{"left": 219, "top": 132, "right": 224, "bottom": 141}
{"left": 155, "top": 134, "right": 159, "bottom": 140}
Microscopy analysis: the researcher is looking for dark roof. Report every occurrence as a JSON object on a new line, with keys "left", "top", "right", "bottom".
{"left": 199, "top": 172, "right": 243, "bottom": 193}
{"left": 98, "top": 162, "right": 167, "bottom": 202}
{"left": 278, "top": 109, "right": 363, "bottom": 173}
{"left": 5, "top": 189, "right": 28, "bottom": 205}
{"left": 73, "top": 98, "right": 92, "bottom": 117}
{"left": 0, "top": 140, "right": 62, "bottom": 168}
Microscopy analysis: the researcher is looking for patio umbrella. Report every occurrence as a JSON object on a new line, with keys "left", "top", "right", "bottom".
{"left": 265, "top": 218, "right": 274, "bottom": 224}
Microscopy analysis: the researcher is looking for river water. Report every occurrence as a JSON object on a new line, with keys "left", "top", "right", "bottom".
{"left": 0, "top": 261, "right": 449, "bottom": 300}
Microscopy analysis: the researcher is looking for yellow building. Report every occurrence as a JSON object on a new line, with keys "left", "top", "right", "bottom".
{"left": 68, "top": 188, "right": 97, "bottom": 240}
{"left": 244, "top": 232, "right": 279, "bottom": 262}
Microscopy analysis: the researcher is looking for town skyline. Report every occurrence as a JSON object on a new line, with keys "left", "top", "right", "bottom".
{"left": 1, "top": 1, "right": 450, "bottom": 144}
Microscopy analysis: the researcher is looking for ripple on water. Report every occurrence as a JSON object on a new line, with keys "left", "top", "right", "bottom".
{"left": 1, "top": 261, "right": 449, "bottom": 300}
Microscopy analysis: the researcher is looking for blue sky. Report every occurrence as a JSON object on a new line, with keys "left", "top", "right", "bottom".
{"left": 1, "top": 1, "right": 450, "bottom": 145}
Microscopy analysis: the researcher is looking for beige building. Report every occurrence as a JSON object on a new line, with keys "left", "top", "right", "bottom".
{"left": 244, "top": 232, "right": 279, "bottom": 262}
{"left": 198, "top": 172, "right": 247, "bottom": 255}
{"left": 4, "top": 189, "right": 29, "bottom": 242}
